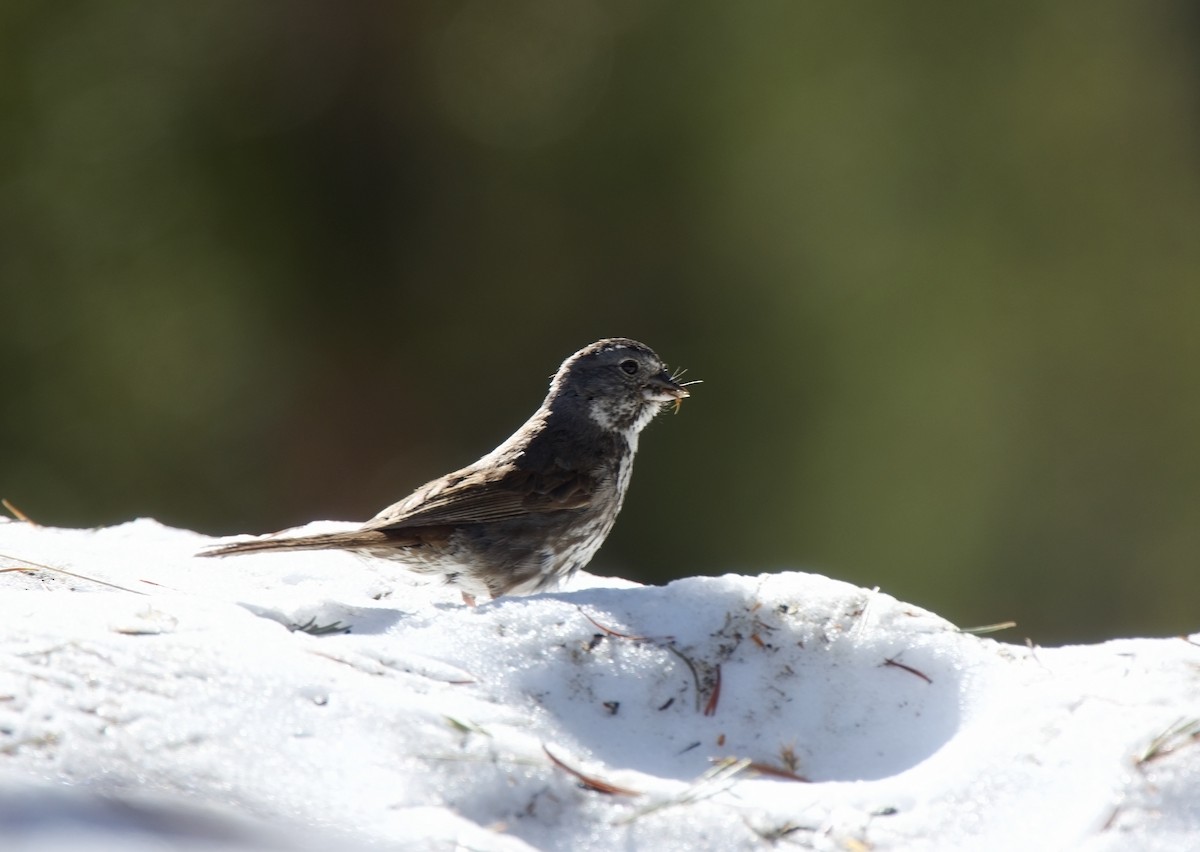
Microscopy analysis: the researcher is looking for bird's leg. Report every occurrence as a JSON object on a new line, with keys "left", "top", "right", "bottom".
{"left": 461, "top": 592, "right": 477, "bottom": 607}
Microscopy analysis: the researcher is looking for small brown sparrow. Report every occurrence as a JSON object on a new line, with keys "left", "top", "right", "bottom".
{"left": 200, "top": 338, "right": 692, "bottom": 604}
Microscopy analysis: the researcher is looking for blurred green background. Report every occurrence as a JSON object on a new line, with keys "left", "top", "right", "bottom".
{"left": 3, "top": 2, "right": 1199, "bottom": 644}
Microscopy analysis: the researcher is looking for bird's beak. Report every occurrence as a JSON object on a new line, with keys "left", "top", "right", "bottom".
{"left": 642, "top": 372, "right": 690, "bottom": 408}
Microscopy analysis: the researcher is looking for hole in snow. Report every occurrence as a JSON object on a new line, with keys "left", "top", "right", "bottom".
{"left": 505, "top": 576, "right": 964, "bottom": 784}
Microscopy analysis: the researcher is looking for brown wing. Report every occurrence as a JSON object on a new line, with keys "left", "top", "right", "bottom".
{"left": 366, "top": 464, "right": 594, "bottom": 532}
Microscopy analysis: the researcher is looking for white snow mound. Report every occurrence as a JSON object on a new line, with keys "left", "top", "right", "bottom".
{"left": 0, "top": 518, "right": 1197, "bottom": 851}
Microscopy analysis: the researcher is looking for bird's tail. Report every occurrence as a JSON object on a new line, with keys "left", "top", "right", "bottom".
{"left": 199, "top": 530, "right": 376, "bottom": 558}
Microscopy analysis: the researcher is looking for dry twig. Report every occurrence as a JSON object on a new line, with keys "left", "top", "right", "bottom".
{"left": 543, "top": 745, "right": 640, "bottom": 796}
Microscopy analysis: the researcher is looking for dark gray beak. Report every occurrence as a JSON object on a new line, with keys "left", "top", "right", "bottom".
{"left": 642, "top": 371, "right": 690, "bottom": 403}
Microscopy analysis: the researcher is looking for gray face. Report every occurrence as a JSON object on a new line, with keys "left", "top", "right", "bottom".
{"left": 553, "top": 338, "right": 688, "bottom": 434}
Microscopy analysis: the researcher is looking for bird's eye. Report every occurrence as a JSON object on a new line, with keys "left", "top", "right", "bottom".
{"left": 619, "top": 359, "right": 639, "bottom": 375}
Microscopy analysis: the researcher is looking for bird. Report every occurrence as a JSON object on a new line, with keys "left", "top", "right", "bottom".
{"left": 200, "top": 338, "right": 693, "bottom": 604}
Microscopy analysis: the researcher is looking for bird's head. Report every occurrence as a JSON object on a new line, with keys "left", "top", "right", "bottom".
{"left": 550, "top": 338, "right": 692, "bottom": 435}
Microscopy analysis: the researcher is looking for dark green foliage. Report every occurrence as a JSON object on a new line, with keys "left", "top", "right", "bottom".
{"left": 3, "top": 1, "right": 1199, "bottom": 642}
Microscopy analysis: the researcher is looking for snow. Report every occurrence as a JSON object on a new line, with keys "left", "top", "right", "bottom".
{"left": 1, "top": 518, "right": 1198, "bottom": 851}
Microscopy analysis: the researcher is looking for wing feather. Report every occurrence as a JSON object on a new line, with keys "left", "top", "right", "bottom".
{"left": 367, "top": 464, "right": 593, "bottom": 531}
